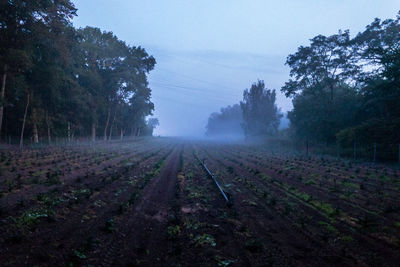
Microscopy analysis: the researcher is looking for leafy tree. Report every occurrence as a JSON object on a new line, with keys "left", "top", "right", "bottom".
{"left": 282, "top": 30, "right": 358, "bottom": 99}
{"left": 76, "top": 27, "right": 155, "bottom": 141}
{"left": 206, "top": 104, "right": 243, "bottom": 137}
{"left": 0, "top": 3, "right": 156, "bottom": 145}
{"left": 240, "top": 80, "right": 281, "bottom": 138}
{"left": 77, "top": 27, "right": 125, "bottom": 140}
{"left": 337, "top": 13, "right": 400, "bottom": 159}
{"left": 281, "top": 30, "right": 361, "bottom": 143}
{"left": 353, "top": 13, "right": 400, "bottom": 121}
{"left": 0, "top": 0, "right": 77, "bottom": 142}
{"left": 143, "top": 118, "right": 159, "bottom": 136}
{"left": 288, "top": 83, "right": 360, "bottom": 143}
{"left": 283, "top": 11, "right": 400, "bottom": 160}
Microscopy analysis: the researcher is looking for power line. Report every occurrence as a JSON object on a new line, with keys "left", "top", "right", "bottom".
{"left": 153, "top": 49, "right": 270, "bottom": 73}
{"left": 149, "top": 80, "right": 242, "bottom": 102}
{"left": 149, "top": 76, "right": 242, "bottom": 96}
{"left": 153, "top": 67, "right": 235, "bottom": 91}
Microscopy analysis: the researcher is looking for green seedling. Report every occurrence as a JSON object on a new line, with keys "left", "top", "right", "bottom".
{"left": 193, "top": 233, "right": 216, "bottom": 247}
{"left": 340, "top": 235, "right": 353, "bottom": 242}
{"left": 13, "top": 208, "right": 54, "bottom": 231}
{"left": 167, "top": 225, "right": 181, "bottom": 240}
{"left": 244, "top": 239, "right": 263, "bottom": 253}
{"left": 215, "top": 255, "right": 237, "bottom": 267}
{"left": 73, "top": 250, "right": 87, "bottom": 259}
{"left": 104, "top": 218, "right": 115, "bottom": 232}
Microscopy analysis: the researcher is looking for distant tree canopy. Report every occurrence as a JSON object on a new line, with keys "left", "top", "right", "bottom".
{"left": 143, "top": 118, "right": 159, "bottom": 136}
{"left": 205, "top": 104, "right": 243, "bottom": 137}
{"left": 282, "top": 12, "right": 400, "bottom": 155}
{"left": 206, "top": 81, "right": 281, "bottom": 139}
{"left": 240, "top": 80, "right": 282, "bottom": 138}
{"left": 0, "top": 1, "right": 157, "bottom": 146}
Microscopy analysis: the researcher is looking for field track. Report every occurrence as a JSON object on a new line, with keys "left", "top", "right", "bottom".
{"left": 0, "top": 138, "right": 399, "bottom": 266}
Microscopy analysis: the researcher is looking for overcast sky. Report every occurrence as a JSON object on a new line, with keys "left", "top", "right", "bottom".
{"left": 72, "top": 0, "right": 399, "bottom": 136}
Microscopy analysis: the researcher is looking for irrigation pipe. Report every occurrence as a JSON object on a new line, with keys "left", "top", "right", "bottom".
{"left": 196, "top": 156, "right": 231, "bottom": 205}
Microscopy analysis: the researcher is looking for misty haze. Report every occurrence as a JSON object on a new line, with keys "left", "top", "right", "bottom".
{"left": 1, "top": 1, "right": 400, "bottom": 266}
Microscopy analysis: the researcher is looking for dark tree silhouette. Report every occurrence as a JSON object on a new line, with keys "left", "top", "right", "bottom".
{"left": 206, "top": 104, "right": 243, "bottom": 137}
{"left": 240, "top": 80, "right": 282, "bottom": 138}
{"left": 0, "top": 2, "right": 157, "bottom": 145}
{"left": 282, "top": 11, "right": 400, "bottom": 159}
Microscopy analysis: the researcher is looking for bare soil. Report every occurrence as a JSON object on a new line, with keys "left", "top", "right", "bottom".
{"left": 0, "top": 138, "right": 399, "bottom": 266}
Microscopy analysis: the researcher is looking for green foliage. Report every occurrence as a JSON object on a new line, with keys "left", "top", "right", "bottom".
{"left": 0, "top": 2, "right": 156, "bottom": 141}
{"left": 193, "top": 233, "right": 216, "bottom": 247}
{"left": 337, "top": 118, "right": 400, "bottom": 160}
{"left": 313, "top": 202, "right": 337, "bottom": 218}
{"left": 340, "top": 235, "right": 354, "bottom": 242}
{"left": 299, "top": 192, "right": 311, "bottom": 202}
{"left": 241, "top": 80, "right": 282, "bottom": 138}
{"left": 13, "top": 208, "right": 54, "bottom": 231}
{"left": 73, "top": 250, "right": 87, "bottom": 259}
{"left": 215, "top": 256, "right": 237, "bottom": 266}
{"left": 318, "top": 221, "right": 339, "bottom": 235}
{"left": 282, "top": 12, "right": 400, "bottom": 159}
{"left": 167, "top": 225, "right": 181, "bottom": 240}
{"left": 104, "top": 218, "right": 115, "bottom": 233}
{"left": 288, "top": 84, "right": 360, "bottom": 144}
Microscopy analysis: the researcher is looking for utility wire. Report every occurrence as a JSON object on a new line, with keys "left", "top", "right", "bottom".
{"left": 153, "top": 67, "right": 235, "bottom": 91}
{"left": 150, "top": 80, "right": 242, "bottom": 103}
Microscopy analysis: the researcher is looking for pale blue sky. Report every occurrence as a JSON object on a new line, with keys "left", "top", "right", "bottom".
{"left": 72, "top": 0, "right": 399, "bottom": 136}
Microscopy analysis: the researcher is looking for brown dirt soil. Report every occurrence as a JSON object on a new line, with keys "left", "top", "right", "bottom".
{"left": 0, "top": 138, "right": 399, "bottom": 267}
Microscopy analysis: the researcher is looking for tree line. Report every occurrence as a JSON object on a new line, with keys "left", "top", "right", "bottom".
{"left": 282, "top": 12, "right": 400, "bottom": 160}
{"left": 0, "top": 1, "right": 158, "bottom": 147}
{"left": 207, "top": 12, "right": 399, "bottom": 160}
{"left": 206, "top": 80, "right": 282, "bottom": 139}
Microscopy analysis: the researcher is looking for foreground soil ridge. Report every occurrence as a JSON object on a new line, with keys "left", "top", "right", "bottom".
{"left": 0, "top": 138, "right": 399, "bottom": 266}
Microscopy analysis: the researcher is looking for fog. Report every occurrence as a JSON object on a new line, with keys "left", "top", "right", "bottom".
{"left": 72, "top": 0, "right": 398, "bottom": 137}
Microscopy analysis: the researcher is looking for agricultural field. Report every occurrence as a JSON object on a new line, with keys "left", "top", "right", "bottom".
{"left": 0, "top": 138, "right": 400, "bottom": 266}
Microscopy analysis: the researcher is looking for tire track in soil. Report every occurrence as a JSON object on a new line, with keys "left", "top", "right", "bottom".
{"left": 94, "top": 144, "right": 184, "bottom": 267}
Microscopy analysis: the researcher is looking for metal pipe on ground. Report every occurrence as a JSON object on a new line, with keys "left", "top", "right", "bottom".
{"left": 196, "top": 156, "right": 231, "bottom": 205}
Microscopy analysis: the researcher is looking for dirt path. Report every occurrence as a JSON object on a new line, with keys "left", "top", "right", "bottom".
{"left": 91, "top": 144, "right": 183, "bottom": 266}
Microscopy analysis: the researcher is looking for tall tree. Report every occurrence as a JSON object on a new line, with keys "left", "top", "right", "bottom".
{"left": 281, "top": 30, "right": 360, "bottom": 143}
{"left": 0, "top": 0, "right": 76, "bottom": 140}
{"left": 282, "top": 30, "right": 358, "bottom": 100}
{"left": 143, "top": 118, "right": 159, "bottom": 136}
{"left": 77, "top": 27, "right": 155, "bottom": 141}
{"left": 336, "top": 13, "right": 400, "bottom": 157}
{"left": 206, "top": 104, "right": 243, "bottom": 137}
{"left": 240, "top": 80, "right": 281, "bottom": 138}
{"left": 0, "top": 3, "right": 157, "bottom": 145}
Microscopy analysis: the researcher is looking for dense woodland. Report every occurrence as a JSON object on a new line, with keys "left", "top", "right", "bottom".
{"left": 207, "top": 13, "right": 400, "bottom": 160}
{"left": 0, "top": 1, "right": 158, "bottom": 147}
{"left": 283, "top": 12, "right": 400, "bottom": 159}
